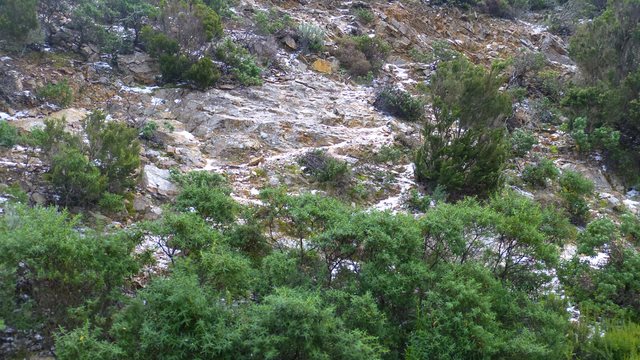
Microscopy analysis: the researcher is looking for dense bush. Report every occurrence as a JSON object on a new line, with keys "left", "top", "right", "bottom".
{"left": 0, "top": 0, "right": 38, "bottom": 47}
{"left": 216, "top": 39, "right": 263, "bottom": 86}
{"left": 374, "top": 87, "right": 425, "bottom": 122}
{"left": 37, "top": 80, "right": 74, "bottom": 108}
{"left": 184, "top": 56, "right": 221, "bottom": 89}
{"left": 565, "top": 0, "right": 640, "bottom": 184}
{"left": 0, "top": 120, "right": 19, "bottom": 148}
{"left": 297, "top": 23, "right": 325, "bottom": 53}
{"left": 334, "top": 35, "right": 391, "bottom": 79}
{"left": 254, "top": 8, "right": 294, "bottom": 35}
{"left": 298, "top": 150, "right": 352, "bottom": 187}
{"left": 0, "top": 205, "right": 141, "bottom": 339}
{"left": 34, "top": 112, "right": 140, "bottom": 207}
{"left": 559, "top": 170, "right": 593, "bottom": 224}
{"left": 415, "top": 57, "right": 512, "bottom": 198}
{"left": 510, "top": 128, "right": 537, "bottom": 157}
{"left": 172, "top": 170, "right": 238, "bottom": 227}
{"left": 522, "top": 157, "right": 559, "bottom": 188}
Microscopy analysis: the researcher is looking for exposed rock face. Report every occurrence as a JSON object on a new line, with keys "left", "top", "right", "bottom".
{"left": 142, "top": 165, "right": 178, "bottom": 198}
{"left": 117, "top": 52, "right": 159, "bottom": 85}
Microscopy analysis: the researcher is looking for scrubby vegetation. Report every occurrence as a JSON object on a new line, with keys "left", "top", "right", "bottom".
{"left": 2, "top": 0, "right": 640, "bottom": 359}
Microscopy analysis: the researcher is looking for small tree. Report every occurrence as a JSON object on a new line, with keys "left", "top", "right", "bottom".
{"left": 0, "top": 0, "right": 38, "bottom": 47}
{"left": 415, "top": 58, "right": 512, "bottom": 198}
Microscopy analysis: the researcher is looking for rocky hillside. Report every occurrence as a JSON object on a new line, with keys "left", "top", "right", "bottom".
{"left": 1, "top": 0, "right": 640, "bottom": 358}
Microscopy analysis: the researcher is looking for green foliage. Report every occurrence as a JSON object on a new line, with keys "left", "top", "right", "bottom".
{"left": 415, "top": 57, "right": 512, "bottom": 199}
{"left": 0, "top": 205, "right": 141, "bottom": 336}
{"left": 371, "top": 144, "right": 406, "bottom": 164}
{"left": 254, "top": 8, "right": 294, "bottom": 34}
{"left": 55, "top": 322, "right": 123, "bottom": 360}
{"left": 522, "top": 157, "right": 559, "bottom": 188}
{"left": 171, "top": 171, "right": 238, "bottom": 227}
{"left": 334, "top": 35, "right": 391, "bottom": 79}
{"left": 559, "top": 170, "right": 593, "bottom": 224}
{"left": 83, "top": 111, "right": 141, "bottom": 194}
{"left": 510, "top": 128, "right": 537, "bottom": 157}
{"left": 0, "top": 0, "right": 38, "bottom": 46}
{"left": 37, "top": 80, "right": 74, "bottom": 108}
{"left": 184, "top": 56, "right": 221, "bottom": 89}
{"left": 140, "top": 26, "right": 180, "bottom": 58}
{"left": 565, "top": 0, "right": 640, "bottom": 184}
{"left": 108, "top": 272, "right": 235, "bottom": 359}
{"left": 238, "top": 288, "right": 386, "bottom": 359}
{"left": 0, "top": 120, "right": 19, "bottom": 148}
{"left": 297, "top": 23, "right": 325, "bottom": 53}
{"left": 159, "top": 54, "right": 191, "bottom": 83}
{"left": 215, "top": 38, "right": 263, "bottom": 86}
{"left": 98, "top": 192, "right": 126, "bottom": 214}
{"left": 48, "top": 147, "right": 106, "bottom": 206}
{"left": 374, "top": 87, "right": 425, "bottom": 122}
{"left": 139, "top": 121, "right": 158, "bottom": 141}
{"left": 354, "top": 7, "right": 375, "bottom": 24}
{"left": 298, "top": 150, "right": 352, "bottom": 187}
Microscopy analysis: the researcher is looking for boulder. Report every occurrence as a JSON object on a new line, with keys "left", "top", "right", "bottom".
{"left": 311, "top": 59, "right": 333, "bottom": 74}
{"left": 142, "top": 164, "right": 178, "bottom": 197}
{"left": 117, "top": 52, "right": 159, "bottom": 85}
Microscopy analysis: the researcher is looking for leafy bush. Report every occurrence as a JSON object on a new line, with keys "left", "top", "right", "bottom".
{"left": 215, "top": 39, "right": 262, "bottom": 86}
{"left": 522, "top": 157, "right": 559, "bottom": 188}
{"left": 98, "top": 192, "right": 126, "bottom": 214}
{"left": 37, "top": 80, "right": 74, "bottom": 108}
{"left": 510, "top": 128, "right": 537, "bottom": 157}
{"left": 254, "top": 8, "right": 294, "bottom": 34}
{"left": 0, "top": 120, "right": 19, "bottom": 148}
{"left": 83, "top": 111, "right": 141, "bottom": 194}
{"left": 140, "top": 26, "right": 180, "bottom": 57}
{"left": 0, "top": 0, "right": 38, "bottom": 46}
{"left": 415, "top": 58, "right": 512, "bottom": 199}
{"left": 159, "top": 54, "right": 191, "bottom": 83}
{"left": 184, "top": 56, "right": 220, "bottom": 89}
{"left": 297, "top": 23, "right": 325, "bottom": 53}
{"left": 559, "top": 170, "right": 593, "bottom": 224}
{"left": 374, "top": 87, "right": 425, "bottom": 122}
{"left": 354, "top": 7, "right": 375, "bottom": 24}
{"left": 139, "top": 121, "right": 158, "bottom": 141}
{"left": 48, "top": 147, "right": 106, "bottom": 206}
{"left": 298, "top": 150, "right": 352, "bottom": 186}
{"left": 0, "top": 205, "right": 141, "bottom": 338}
{"left": 334, "top": 35, "right": 391, "bottom": 78}
{"left": 172, "top": 170, "right": 238, "bottom": 227}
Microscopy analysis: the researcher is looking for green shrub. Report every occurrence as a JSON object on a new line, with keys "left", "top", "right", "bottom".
{"left": 354, "top": 7, "right": 375, "bottom": 24}
{"left": 140, "top": 26, "right": 180, "bottom": 57}
{"left": 184, "top": 57, "right": 220, "bottom": 89}
{"left": 159, "top": 54, "right": 191, "bottom": 83}
{"left": 559, "top": 170, "right": 593, "bottom": 224}
{"left": 254, "top": 8, "right": 294, "bottom": 34}
{"left": 298, "top": 150, "right": 352, "bottom": 186}
{"left": 83, "top": 111, "right": 140, "bottom": 194}
{"left": 374, "top": 87, "right": 425, "bottom": 122}
{"left": 522, "top": 157, "right": 559, "bottom": 188}
{"left": 372, "top": 145, "right": 406, "bottom": 163}
{"left": 139, "top": 121, "right": 158, "bottom": 141}
{"left": 98, "top": 192, "right": 126, "bottom": 213}
{"left": 0, "top": 0, "right": 38, "bottom": 46}
{"left": 415, "top": 58, "right": 512, "bottom": 199}
{"left": 55, "top": 322, "right": 123, "bottom": 360}
{"left": 172, "top": 170, "right": 238, "bottom": 227}
{"left": 297, "top": 23, "right": 325, "bottom": 53}
{"left": 483, "top": 0, "right": 513, "bottom": 18}
{"left": 0, "top": 204, "right": 141, "bottom": 337}
{"left": 334, "top": 35, "right": 391, "bottom": 78}
{"left": 37, "top": 80, "right": 74, "bottom": 108}
{"left": 215, "top": 39, "right": 262, "bottom": 86}
{"left": 510, "top": 128, "right": 537, "bottom": 157}
{"left": 0, "top": 120, "right": 19, "bottom": 148}
{"left": 48, "top": 147, "right": 106, "bottom": 206}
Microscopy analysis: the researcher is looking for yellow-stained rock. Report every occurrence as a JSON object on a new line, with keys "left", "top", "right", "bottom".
{"left": 311, "top": 59, "right": 332, "bottom": 74}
